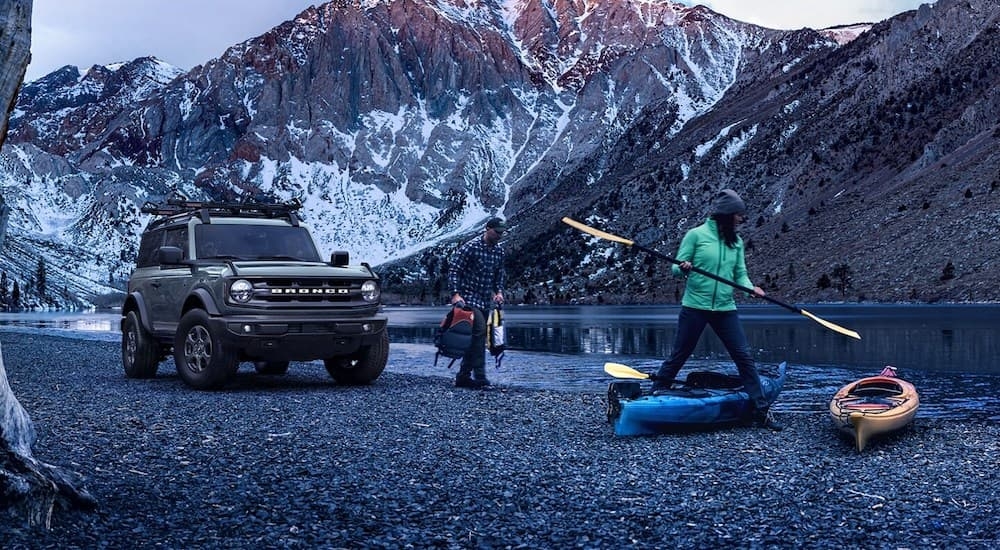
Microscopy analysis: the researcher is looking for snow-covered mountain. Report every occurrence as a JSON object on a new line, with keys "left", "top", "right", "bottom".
{"left": 2, "top": 0, "right": 998, "bottom": 308}
{"left": 0, "top": 0, "right": 808, "bottom": 308}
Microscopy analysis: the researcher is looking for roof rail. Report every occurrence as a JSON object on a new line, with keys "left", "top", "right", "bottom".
{"left": 140, "top": 195, "right": 303, "bottom": 226}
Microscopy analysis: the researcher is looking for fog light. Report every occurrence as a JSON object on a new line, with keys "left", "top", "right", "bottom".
{"left": 242, "top": 324, "right": 253, "bottom": 333}
{"left": 362, "top": 323, "right": 372, "bottom": 332}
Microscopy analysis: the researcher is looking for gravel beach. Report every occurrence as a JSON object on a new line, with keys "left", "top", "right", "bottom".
{"left": 1, "top": 331, "right": 998, "bottom": 549}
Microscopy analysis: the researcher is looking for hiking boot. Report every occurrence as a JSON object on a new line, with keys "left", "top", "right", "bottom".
{"left": 649, "top": 375, "right": 673, "bottom": 394}
{"left": 648, "top": 371, "right": 674, "bottom": 394}
{"left": 754, "top": 407, "right": 784, "bottom": 431}
{"left": 471, "top": 370, "right": 491, "bottom": 387}
{"left": 455, "top": 376, "right": 488, "bottom": 389}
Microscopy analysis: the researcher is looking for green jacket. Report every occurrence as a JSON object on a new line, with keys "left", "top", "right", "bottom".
{"left": 671, "top": 218, "right": 754, "bottom": 311}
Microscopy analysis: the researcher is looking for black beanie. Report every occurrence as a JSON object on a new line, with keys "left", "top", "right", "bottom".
{"left": 712, "top": 189, "right": 746, "bottom": 215}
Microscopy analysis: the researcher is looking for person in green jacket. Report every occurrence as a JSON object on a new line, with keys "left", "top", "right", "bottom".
{"left": 651, "top": 189, "right": 782, "bottom": 431}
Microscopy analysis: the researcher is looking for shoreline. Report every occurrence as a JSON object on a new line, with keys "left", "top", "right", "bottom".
{"left": 2, "top": 333, "right": 998, "bottom": 548}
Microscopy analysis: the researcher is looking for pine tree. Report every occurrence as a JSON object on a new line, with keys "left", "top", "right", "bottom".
{"left": 940, "top": 261, "right": 956, "bottom": 281}
{"left": 0, "top": 270, "right": 8, "bottom": 307}
{"left": 817, "top": 274, "right": 831, "bottom": 290}
{"left": 832, "top": 264, "right": 854, "bottom": 296}
{"left": 11, "top": 280, "right": 20, "bottom": 310}
{"left": 36, "top": 257, "right": 47, "bottom": 298}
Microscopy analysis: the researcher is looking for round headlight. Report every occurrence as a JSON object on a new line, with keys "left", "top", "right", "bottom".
{"left": 361, "top": 280, "right": 380, "bottom": 302}
{"left": 229, "top": 279, "right": 254, "bottom": 303}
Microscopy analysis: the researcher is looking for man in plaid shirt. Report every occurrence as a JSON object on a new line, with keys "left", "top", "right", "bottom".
{"left": 448, "top": 217, "right": 507, "bottom": 388}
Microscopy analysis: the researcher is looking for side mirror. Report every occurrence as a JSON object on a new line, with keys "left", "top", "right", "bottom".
{"left": 157, "top": 246, "right": 184, "bottom": 265}
{"left": 330, "top": 251, "right": 350, "bottom": 266}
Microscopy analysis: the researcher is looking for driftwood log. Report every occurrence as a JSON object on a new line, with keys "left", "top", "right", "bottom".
{"left": 1, "top": 343, "right": 98, "bottom": 526}
{"left": 1, "top": 0, "right": 98, "bottom": 527}
{"left": 0, "top": 0, "right": 31, "bottom": 143}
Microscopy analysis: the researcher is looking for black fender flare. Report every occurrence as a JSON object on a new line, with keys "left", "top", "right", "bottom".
{"left": 185, "top": 287, "right": 222, "bottom": 316}
{"left": 122, "top": 292, "right": 154, "bottom": 333}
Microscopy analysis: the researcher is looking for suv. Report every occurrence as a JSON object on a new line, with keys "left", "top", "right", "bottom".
{"left": 121, "top": 196, "right": 388, "bottom": 390}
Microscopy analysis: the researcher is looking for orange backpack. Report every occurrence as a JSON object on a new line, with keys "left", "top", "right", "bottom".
{"left": 434, "top": 305, "right": 474, "bottom": 367}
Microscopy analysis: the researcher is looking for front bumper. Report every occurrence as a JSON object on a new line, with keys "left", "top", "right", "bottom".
{"left": 210, "top": 314, "right": 387, "bottom": 361}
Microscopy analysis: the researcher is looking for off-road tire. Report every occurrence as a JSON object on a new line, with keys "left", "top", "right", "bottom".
{"left": 254, "top": 361, "right": 290, "bottom": 375}
{"left": 122, "top": 311, "right": 159, "bottom": 378}
{"left": 174, "top": 309, "right": 237, "bottom": 390}
{"left": 323, "top": 331, "right": 388, "bottom": 384}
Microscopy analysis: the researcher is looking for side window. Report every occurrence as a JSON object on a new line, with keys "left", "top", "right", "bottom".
{"left": 136, "top": 230, "right": 163, "bottom": 268}
{"left": 163, "top": 227, "right": 189, "bottom": 260}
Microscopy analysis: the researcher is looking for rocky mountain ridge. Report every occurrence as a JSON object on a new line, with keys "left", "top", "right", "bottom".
{"left": 383, "top": 0, "right": 1000, "bottom": 305}
{"left": 1, "top": 0, "right": 997, "bottom": 309}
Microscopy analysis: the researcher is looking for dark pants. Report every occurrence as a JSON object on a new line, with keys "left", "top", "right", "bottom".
{"left": 655, "top": 306, "right": 768, "bottom": 409}
{"left": 457, "top": 305, "right": 488, "bottom": 381}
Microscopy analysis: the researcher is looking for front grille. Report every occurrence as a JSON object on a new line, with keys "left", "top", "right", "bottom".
{"left": 245, "top": 278, "right": 367, "bottom": 306}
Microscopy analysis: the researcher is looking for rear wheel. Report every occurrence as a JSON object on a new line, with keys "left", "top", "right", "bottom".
{"left": 174, "top": 309, "right": 237, "bottom": 390}
{"left": 254, "top": 361, "right": 290, "bottom": 375}
{"left": 122, "top": 311, "right": 159, "bottom": 378}
{"left": 323, "top": 331, "right": 388, "bottom": 384}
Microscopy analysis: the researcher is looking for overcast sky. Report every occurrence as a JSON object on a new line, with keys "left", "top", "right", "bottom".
{"left": 686, "top": 0, "right": 930, "bottom": 30}
{"left": 26, "top": 0, "right": 933, "bottom": 82}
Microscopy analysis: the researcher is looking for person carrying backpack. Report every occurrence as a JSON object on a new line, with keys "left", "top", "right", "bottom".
{"left": 447, "top": 217, "right": 507, "bottom": 389}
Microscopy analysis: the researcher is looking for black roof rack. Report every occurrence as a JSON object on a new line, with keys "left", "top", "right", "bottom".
{"left": 141, "top": 194, "right": 303, "bottom": 227}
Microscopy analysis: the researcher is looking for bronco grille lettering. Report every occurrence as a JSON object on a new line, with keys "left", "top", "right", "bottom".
{"left": 270, "top": 288, "right": 351, "bottom": 295}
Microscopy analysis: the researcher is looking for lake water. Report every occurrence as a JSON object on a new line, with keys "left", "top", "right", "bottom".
{"left": 387, "top": 304, "right": 1000, "bottom": 374}
{"left": 1, "top": 304, "right": 998, "bottom": 420}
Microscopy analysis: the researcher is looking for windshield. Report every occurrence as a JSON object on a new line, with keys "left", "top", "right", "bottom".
{"left": 194, "top": 223, "right": 322, "bottom": 262}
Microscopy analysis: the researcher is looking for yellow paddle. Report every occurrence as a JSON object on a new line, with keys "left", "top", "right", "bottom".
{"left": 563, "top": 217, "right": 861, "bottom": 340}
{"left": 604, "top": 362, "right": 651, "bottom": 379}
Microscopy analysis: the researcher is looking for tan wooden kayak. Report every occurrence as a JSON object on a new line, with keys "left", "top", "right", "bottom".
{"left": 829, "top": 369, "right": 919, "bottom": 452}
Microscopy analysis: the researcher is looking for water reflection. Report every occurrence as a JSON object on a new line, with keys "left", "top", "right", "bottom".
{"left": 0, "top": 311, "right": 118, "bottom": 335}
{"left": 387, "top": 304, "right": 1000, "bottom": 374}
{"left": 385, "top": 304, "right": 1000, "bottom": 421}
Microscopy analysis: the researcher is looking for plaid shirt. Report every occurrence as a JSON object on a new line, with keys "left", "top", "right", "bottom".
{"left": 448, "top": 236, "right": 506, "bottom": 310}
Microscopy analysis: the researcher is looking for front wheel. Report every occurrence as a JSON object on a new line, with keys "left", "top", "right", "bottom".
{"left": 323, "top": 331, "right": 389, "bottom": 384}
{"left": 174, "top": 309, "right": 237, "bottom": 390}
{"left": 122, "top": 311, "right": 159, "bottom": 378}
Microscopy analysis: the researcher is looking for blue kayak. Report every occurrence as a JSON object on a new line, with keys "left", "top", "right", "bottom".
{"left": 607, "top": 362, "right": 787, "bottom": 436}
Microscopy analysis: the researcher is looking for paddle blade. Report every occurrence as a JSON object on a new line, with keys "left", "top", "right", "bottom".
{"left": 800, "top": 309, "right": 861, "bottom": 340}
{"left": 562, "top": 217, "right": 635, "bottom": 246}
{"left": 604, "top": 362, "right": 650, "bottom": 379}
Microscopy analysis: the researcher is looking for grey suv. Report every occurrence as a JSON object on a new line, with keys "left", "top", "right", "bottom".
{"left": 121, "top": 196, "right": 388, "bottom": 390}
